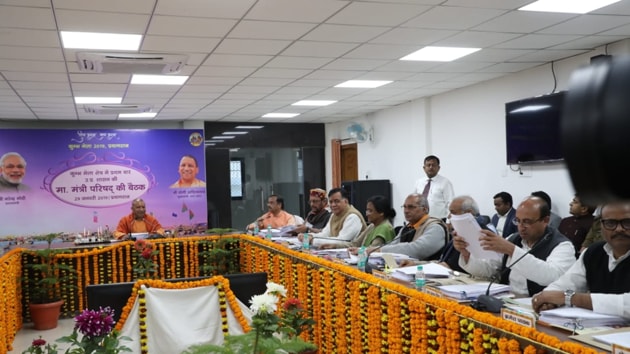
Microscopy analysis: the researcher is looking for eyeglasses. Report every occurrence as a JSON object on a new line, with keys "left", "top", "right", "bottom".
{"left": 601, "top": 218, "right": 630, "bottom": 231}
{"left": 401, "top": 204, "right": 421, "bottom": 209}
{"left": 512, "top": 217, "right": 543, "bottom": 226}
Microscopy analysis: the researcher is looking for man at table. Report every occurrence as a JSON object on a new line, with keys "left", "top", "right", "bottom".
{"left": 246, "top": 194, "right": 296, "bottom": 232}
{"left": 453, "top": 196, "right": 575, "bottom": 297}
{"left": 363, "top": 193, "right": 447, "bottom": 260}
{"left": 114, "top": 198, "right": 165, "bottom": 240}
{"left": 532, "top": 201, "right": 630, "bottom": 319}
{"left": 298, "top": 187, "right": 366, "bottom": 248}
{"left": 292, "top": 188, "right": 331, "bottom": 235}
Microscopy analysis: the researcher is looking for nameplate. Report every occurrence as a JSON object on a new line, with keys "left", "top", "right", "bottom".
{"left": 423, "top": 286, "right": 443, "bottom": 299}
{"left": 613, "top": 343, "right": 630, "bottom": 354}
{"left": 501, "top": 307, "right": 535, "bottom": 328}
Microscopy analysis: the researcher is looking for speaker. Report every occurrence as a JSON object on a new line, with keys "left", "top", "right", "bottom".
{"left": 341, "top": 180, "right": 391, "bottom": 218}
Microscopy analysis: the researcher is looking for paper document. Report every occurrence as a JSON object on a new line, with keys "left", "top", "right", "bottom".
{"left": 394, "top": 263, "right": 451, "bottom": 282}
{"left": 437, "top": 282, "right": 510, "bottom": 300}
{"left": 539, "top": 307, "right": 629, "bottom": 328}
{"left": 593, "top": 331, "right": 630, "bottom": 347}
{"left": 449, "top": 213, "right": 502, "bottom": 261}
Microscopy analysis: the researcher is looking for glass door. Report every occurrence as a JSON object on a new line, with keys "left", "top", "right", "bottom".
{"left": 229, "top": 147, "right": 304, "bottom": 230}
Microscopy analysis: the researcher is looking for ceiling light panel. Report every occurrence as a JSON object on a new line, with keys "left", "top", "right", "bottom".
{"left": 335, "top": 80, "right": 393, "bottom": 88}
{"left": 60, "top": 31, "right": 142, "bottom": 50}
{"left": 519, "top": 0, "right": 621, "bottom": 14}
{"left": 400, "top": 46, "right": 481, "bottom": 62}
{"left": 130, "top": 75, "right": 189, "bottom": 85}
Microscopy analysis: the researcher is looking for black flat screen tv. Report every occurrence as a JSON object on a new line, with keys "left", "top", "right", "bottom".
{"left": 505, "top": 91, "right": 566, "bottom": 165}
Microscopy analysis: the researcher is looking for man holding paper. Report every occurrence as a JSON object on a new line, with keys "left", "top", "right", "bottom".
{"left": 532, "top": 201, "right": 630, "bottom": 319}
{"left": 452, "top": 196, "right": 575, "bottom": 297}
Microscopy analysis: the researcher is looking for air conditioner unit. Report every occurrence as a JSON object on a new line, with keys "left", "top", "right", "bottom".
{"left": 83, "top": 104, "right": 153, "bottom": 114}
{"left": 76, "top": 52, "right": 188, "bottom": 74}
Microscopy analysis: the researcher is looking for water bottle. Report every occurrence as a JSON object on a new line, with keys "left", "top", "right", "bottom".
{"left": 253, "top": 225, "right": 259, "bottom": 236}
{"left": 266, "top": 225, "right": 273, "bottom": 239}
{"left": 415, "top": 265, "right": 426, "bottom": 290}
{"left": 302, "top": 233, "right": 310, "bottom": 251}
{"left": 357, "top": 246, "right": 368, "bottom": 272}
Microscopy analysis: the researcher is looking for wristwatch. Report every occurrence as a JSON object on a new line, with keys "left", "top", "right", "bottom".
{"left": 564, "top": 289, "right": 575, "bottom": 307}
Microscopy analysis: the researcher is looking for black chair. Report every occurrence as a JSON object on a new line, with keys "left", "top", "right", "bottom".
{"left": 86, "top": 272, "right": 268, "bottom": 322}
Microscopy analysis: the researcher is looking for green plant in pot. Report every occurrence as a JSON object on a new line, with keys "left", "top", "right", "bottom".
{"left": 24, "top": 233, "right": 77, "bottom": 330}
{"left": 199, "top": 230, "right": 240, "bottom": 276}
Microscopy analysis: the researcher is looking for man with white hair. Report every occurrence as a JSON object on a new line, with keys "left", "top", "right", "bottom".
{"left": 0, "top": 152, "right": 29, "bottom": 192}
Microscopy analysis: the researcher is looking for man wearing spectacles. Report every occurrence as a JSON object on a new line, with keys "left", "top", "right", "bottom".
{"left": 0, "top": 152, "right": 30, "bottom": 192}
{"left": 532, "top": 201, "right": 630, "bottom": 319}
{"left": 453, "top": 196, "right": 575, "bottom": 297}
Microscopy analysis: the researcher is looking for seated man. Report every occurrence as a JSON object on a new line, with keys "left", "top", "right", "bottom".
{"left": 114, "top": 198, "right": 165, "bottom": 240}
{"left": 292, "top": 188, "right": 331, "bottom": 235}
{"left": 246, "top": 194, "right": 296, "bottom": 232}
{"left": 298, "top": 187, "right": 366, "bottom": 248}
{"left": 491, "top": 191, "right": 517, "bottom": 238}
{"left": 453, "top": 196, "right": 576, "bottom": 297}
{"left": 363, "top": 193, "right": 447, "bottom": 260}
{"left": 532, "top": 201, "right": 630, "bottom": 319}
{"left": 558, "top": 193, "right": 596, "bottom": 254}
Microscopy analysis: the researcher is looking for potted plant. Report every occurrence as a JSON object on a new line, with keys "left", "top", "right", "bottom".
{"left": 24, "top": 233, "right": 76, "bottom": 330}
{"left": 199, "top": 230, "right": 240, "bottom": 276}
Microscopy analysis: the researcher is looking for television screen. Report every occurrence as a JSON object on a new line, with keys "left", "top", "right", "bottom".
{"left": 505, "top": 91, "right": 566, "bottom": 165}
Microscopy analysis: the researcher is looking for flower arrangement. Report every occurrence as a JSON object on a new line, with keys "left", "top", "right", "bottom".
{"left": 184, "top": 282, "right": 317, "bottom": 354}
{"left": 21, "top": 307, "right": 131, "bottom": 354}
{"left": 132, "top": 239, "right": 158, "bottom": 279}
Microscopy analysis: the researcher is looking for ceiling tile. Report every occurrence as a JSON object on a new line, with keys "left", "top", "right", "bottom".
{"left": 0, "top": 6, "right": 56, "bottom": 30}
{"left": 55, "top": 9, "right": 150, "bottom": 33}
{"left": 229, "top": 20, "right": 317, "bottom": 40}
{"left": 327, "top": 2, "right": 431, "bottom": 26}
{"left": 403, "top": 6, "right": 506, "bottom": 30}
{"left": 214, "top": 39, "right": 292, "bottom": 55}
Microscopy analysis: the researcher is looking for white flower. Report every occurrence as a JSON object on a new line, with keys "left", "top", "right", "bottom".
{"left": 265, "top": 282, "right": 287, "bottom": 297}
{"left": 249, "top": 293, "right": 278, "bottom": 314}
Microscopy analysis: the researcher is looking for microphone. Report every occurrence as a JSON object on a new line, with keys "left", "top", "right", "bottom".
{"left": 471, "top": 232, "right": 551, "bottom": 313}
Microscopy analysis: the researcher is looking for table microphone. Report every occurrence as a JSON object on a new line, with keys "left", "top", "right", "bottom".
{"left": 471, "top": 233, "right": 551, "bottom": 313}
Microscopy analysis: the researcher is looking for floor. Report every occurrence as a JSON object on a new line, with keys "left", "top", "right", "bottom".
{"left": 8, "top": 319, "right": 75, "bottom": 353}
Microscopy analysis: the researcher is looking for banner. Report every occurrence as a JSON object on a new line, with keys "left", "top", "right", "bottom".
{"left": 0, "top": 129, "right": 207, "bottom": 238}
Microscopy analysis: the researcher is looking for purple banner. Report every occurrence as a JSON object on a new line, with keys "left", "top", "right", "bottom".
{"left": 0, "top": 129, "right": 207, "bottom": 238}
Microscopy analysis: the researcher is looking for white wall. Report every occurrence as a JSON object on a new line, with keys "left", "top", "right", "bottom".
{"left": 326, "top": 40, "right": 629, "bottom": 226}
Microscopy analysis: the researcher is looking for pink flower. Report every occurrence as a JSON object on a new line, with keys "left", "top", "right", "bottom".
{"left": 31, "top": 338, "right": 46, "bottom": 347}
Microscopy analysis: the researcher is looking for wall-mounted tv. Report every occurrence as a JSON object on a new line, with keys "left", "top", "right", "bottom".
{"left": 505, "top": 91, "right": 566, "bottom": 165}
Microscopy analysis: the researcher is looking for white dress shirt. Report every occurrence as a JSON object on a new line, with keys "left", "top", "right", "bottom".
{"left": 458, "top": 236, "right": 576, "bottom": 296}
{"left": 413, "top": 174, "right": 454, "bottom": 219}
{"left": 311, "top": 213, "right": 363, "bottom": 247}
{"left": 544, "top": 243, "right": 630, "bottom": 319}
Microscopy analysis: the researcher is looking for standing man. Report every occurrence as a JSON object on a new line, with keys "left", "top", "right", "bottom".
{"left": 491, "top": 192, "right": 518, "bottom": 238}
{"left": 367, "top": 193, "right": 447, "bottom": 260}
{"left": 247, "top": 195, "right": 296, "bottom": 231}
{"left": 453, "top": 196, "right": 575, "bottom": 297}
{"left": 298, "top": 187, "right": 366, "bottom": 248}
{"left": 0, "top": 152, "right": 29, "bottom": 192}
{"left": 558, "top": 194, "right": 596, "bottom": 254}
{"left": 114, "top": 198, "right": 165, "bottom": 240}
{"left": 292, "top": 188, "right": 331, "bottom": 235}
{"left": 413, "top": 155, "right": 454, "bottom": 220}
{"left": 170, "top": 155, "right": 206, "bottom": 188}
{"left": 533, "top": 201, "right": 630, "bottom": 319}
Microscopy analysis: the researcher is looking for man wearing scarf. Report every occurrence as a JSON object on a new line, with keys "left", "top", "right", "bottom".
{"left": 370, "top": 193, "right": 447, "bottom": 260}
{"left": 299, "top": 187, "right": 367, "bottom": 248}
{"left": 293, "top": 188, "right": 331, "bottom": 235}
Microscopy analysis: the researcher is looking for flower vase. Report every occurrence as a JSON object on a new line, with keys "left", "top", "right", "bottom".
{"left": 29, "top": 299, "right": 64, "bottom": 330}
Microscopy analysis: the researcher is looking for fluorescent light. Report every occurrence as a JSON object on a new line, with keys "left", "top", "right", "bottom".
{"left": 292, "top": 100, "right": 337, "bottom": 106}
{"left": 400, "top": 46, "right": 481, "bottom": 62}
{"left": 510, "top": 105, "right": 551, "bottom": 113}
{"left": 235, "top": 125, "right": 264, "bottom": 129}
{"left": 75, "top": 97, "right": 122, "bottom": 104}
{"left": 205, "top": 140, "right": 224, "bottom": 143}
{"left": 212, "top": 136, "right": 234, "bottom": 139}
{"left": 335, "top": 80, "right": 392, "bottom": 88}
{"left": 222, "top": 131, "right": 248, "bottom": 135}
{"left": 206, "top": 143, "right": 216, "bottom": 146}
{"left": 60, "top": 31, "right": 141, "bottom": 50}
{"left": 519, "top": 0, "right": 620, "bottom": 13}
{"left": 118, "top": 112, "right": 157, "bottom": 118}
{"left": 131, "top": 74, "right": 189, "bottom": 85}
{"left": 262, "top": 113, "right": 300, "bottom": 118}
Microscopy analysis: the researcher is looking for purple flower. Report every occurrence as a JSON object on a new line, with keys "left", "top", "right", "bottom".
{"left": 74, "top": 306, "right": 115, "bottom": 338}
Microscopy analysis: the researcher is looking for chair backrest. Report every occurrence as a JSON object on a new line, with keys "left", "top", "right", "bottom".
{"left": 86, "top": 272, "right": 268, "bottom": 322}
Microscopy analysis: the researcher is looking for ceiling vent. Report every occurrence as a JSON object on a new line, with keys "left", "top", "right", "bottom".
{"left": 83, "top": 104, "right": 153, "bottom": 114}
{"left": 76, "top": 52, "right": 188, "bottom": 74}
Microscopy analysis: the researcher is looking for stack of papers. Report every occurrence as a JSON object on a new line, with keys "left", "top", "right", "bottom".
{"left": 392, "top": 263, "right": 451, "bottom": 282}
{"left": 593, "top": 331, "right": 630, "bottom": 347}
{"left": 539, "top": 307, "right": 629, "bottom": 328}
{"left": 436, "top": 282, "right": 511, "bottom": 300}
{"left": 367, "top": 252, "right": 413, "bottom": 269}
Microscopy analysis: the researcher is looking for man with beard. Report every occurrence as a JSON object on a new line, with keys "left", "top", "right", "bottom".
{"left": 0, "top": 152, "right": 29, "bottom": 192}
{"left": 533, "top": 201, "right": 630, "bottom": 319}
{"left": 292, "top": 188, "right": 331, "bottom": 235}
{"left": 114, "top": 198, "right": 166, "bottom": 240}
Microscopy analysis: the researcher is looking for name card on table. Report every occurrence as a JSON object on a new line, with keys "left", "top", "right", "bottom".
{"left": 423, "top": 286, "right": 444, "bottom": 299}
{"left": 501, "top": 307, "right": 536, "bottom": 328}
